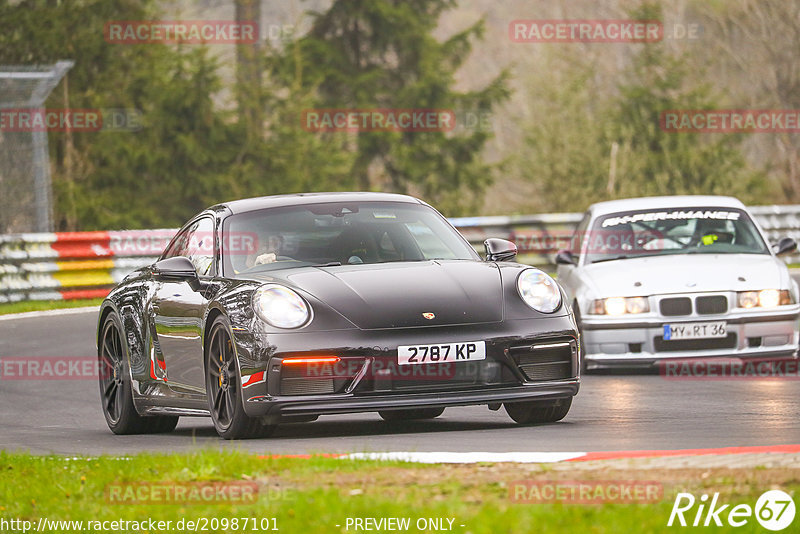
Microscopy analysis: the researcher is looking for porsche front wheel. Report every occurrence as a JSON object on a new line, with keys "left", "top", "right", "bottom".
{"left": 504, "top": 397, "right": 572, "bottom": 425}
{"left": 205, "top": 315, "right": 275, "bottom": 440}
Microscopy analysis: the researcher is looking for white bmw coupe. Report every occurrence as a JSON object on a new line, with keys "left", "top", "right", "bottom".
{"left": 556, "top": 196, "right": 799, "bottom": 370}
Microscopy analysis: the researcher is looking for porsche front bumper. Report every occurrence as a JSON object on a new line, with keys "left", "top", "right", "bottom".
{"left": 234, "top": 316, "right": 580, "bottom": 417}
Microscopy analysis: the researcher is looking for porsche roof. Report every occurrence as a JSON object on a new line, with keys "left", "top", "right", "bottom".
{"left": 214, "top": 192, "right": 424, "bottom": 215}
{"left": 588, "top": 195, "right": 747, "bottom": 217}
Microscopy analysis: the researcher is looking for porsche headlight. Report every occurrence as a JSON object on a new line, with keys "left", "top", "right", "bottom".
{"left": 737, "top": 289, "right": 791, "bottom": 309}
{"left": 590, "top": 296, "right": 650, "bottom": 315}
{"left": 517, "top": 269, "right": 562, "bottom": 313}
{"left": 253, "top": 284, "right": 310, "bottom": 328}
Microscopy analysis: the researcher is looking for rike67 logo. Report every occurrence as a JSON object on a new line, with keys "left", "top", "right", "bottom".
{"left": 668, "top": 490, "right": 795, "bottom": 530}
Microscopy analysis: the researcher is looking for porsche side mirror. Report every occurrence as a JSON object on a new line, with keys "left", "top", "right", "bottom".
{"left": 153, "top": 256, "right": 199, "bottom": 280}
{"left": 776, "top": 237, "right": 797, "bottom": 256}
{"left": 484, "top": 238, "right": 517, "bottom": 262}
{"left": 555, "top": 249, "right": 577, "bottom": 265}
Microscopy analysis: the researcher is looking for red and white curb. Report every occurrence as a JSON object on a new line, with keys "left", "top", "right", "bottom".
{"left": 344, "top": 452, "right": 584, "bottom": 463}
{"left": 264, "top": 444, "right": 800, "bottom": 464}
{"left": 569, "top": 443, "right": 800, "bottom": 462}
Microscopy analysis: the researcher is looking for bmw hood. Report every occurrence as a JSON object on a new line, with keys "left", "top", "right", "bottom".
{"left": 283, "top": 260, "right": 503, "bottom": 329}
{"left": 581, "top": 254, "right": 791, "bottom": 298}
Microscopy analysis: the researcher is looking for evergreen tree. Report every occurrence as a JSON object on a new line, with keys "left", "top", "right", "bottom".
{"left": 518, "top": 1, "right": 765, "bottom": 212}
{"left": 272, "top": 0, "right": 510, "bottom": 215}
{"left": 611, "top": 3, "right": 765, "bottom": 201}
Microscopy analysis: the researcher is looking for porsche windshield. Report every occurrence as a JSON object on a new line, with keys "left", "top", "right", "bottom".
{"left": 582, "top": 207, "right": 770, "bottom": 264}
{"left": 223, "top": 201, "right": 479, "bottom": 276}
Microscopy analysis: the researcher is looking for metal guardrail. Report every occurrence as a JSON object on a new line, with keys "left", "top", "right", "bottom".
{"left": 450, "top": 211, "right": 584, "bottom": 266}
{"left": 2, "top": 206, "right": 799, "bottom": 303}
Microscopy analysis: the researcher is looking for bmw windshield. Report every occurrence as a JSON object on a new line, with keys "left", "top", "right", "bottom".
{"left": 582, "top": 207, "right": 770, "bottom": 264}
{"left": 223, "top": 201, "right": 479, "bottom": 276}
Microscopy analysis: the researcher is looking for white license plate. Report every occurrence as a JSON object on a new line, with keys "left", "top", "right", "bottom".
{"left": 397, "top": 341, "right": 486, "bottom": 365}
{"left": 663, "top": 322, "right": 727, "bottom": 340}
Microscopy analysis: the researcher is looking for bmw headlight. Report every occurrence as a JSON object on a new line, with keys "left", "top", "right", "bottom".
{"left": 253, "top": 284, "right": 310, "bottom": 328}
{"left": 590, "top": 296, "right": 650, "bottom": 315}
{"left": 517, "top": 269, "right": 562, "bottom": 313}
{"left": 737, "top": 289, "right": 791, "bottom": 309}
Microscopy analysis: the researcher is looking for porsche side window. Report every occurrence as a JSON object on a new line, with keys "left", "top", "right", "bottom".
{"left": 162, "top": 228, "right": 190, "bottom": 259}
{"left": 164, "top": 217, "right": 215, "bottom": 275}
{"left": 183, "top": 217, "right": 215, "bottom": 276}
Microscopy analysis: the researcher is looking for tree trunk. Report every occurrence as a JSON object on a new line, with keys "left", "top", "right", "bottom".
{"left": 235, "top": 0, "right": 262, "bottom": 142}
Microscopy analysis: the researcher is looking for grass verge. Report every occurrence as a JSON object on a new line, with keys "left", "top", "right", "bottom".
{"left": 0, "top": 450, "right": 797, "bottom": 533}
{"left": 0, "top": 298, "right": 103, "bottom": 316}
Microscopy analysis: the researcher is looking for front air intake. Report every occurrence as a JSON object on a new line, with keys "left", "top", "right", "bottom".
{"left": 278, "top": 358, "right": 358, "bottom": 396}
{"left": 510, "top": 340, "right": 576, "bottom": 382}
{"left": 279, "top": 377, "right": 335, "bottom": 396}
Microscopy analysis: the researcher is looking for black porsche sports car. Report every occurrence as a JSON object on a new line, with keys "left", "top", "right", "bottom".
{"left": 97, "top": 192, "right": 580, "bottom": 439}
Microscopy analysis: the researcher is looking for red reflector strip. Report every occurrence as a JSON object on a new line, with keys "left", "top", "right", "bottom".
{"left": 281, "top": 357, "right": 340, "bottom": 365}
{"left": 242, "top": 371, "right": 266, "bottom": 388}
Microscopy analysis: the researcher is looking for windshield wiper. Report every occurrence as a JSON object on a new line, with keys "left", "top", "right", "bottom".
{"left": 313, "top": 261, "right": 342, "bottom": 267}
{"left": 591, "top": 254, "right": 630, "bottom": 264}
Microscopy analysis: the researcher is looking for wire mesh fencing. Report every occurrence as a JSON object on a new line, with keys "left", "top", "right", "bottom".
{"left": 0, "top": 61, "right": 73, "bottom": 233}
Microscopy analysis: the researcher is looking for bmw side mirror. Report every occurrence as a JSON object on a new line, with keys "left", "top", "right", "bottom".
{"left": 555, "top": 249, "right": 577, "bottom": 265}
{"left": 776, "top": 237, "right": 797, "bottom": 256}
{"left": 484, "top": 238, "right": 517, "bottom": 262}
{"left": 153, "top": 256, "right": 199, "bottom": 280}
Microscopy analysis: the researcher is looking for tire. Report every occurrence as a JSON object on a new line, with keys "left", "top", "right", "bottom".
{"left": 98, "top": 313, "right": 179, "bottom": 434}
{"left": 504, "top": 397, "right": 572, "bottom": 425}
{"left": 379, "top": 407, "right": 445, "bottom": 421}
{"left": 205, "top": 315, "right": 275, "bottom": 440}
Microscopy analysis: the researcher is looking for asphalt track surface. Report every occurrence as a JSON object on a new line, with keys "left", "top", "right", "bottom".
{"left": 2, "top": 307, "right": 800, "bottom": 456}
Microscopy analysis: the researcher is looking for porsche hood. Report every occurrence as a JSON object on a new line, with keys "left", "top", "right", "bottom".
{"left": 282, "top": 260, "right": 504, "bottom": 329}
